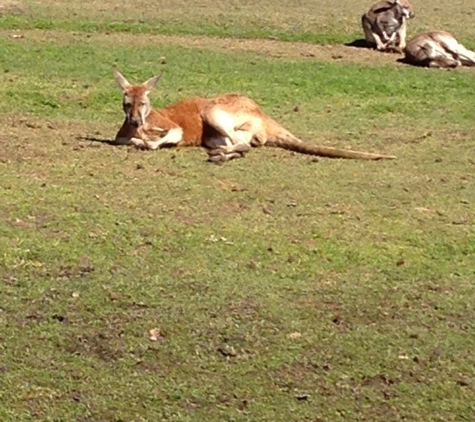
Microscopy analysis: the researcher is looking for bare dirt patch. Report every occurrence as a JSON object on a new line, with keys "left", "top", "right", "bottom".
{"left": 1, "top": 28, "right": 406, "bottom": 67}
{"left": 21, "top": 0, "right": 475, "bottom": 45}
{"left": 154, "top": 33, "right": 404, "bottom": 67}
{"left": 0, "top": 0, "right": 26, "bottom": 15}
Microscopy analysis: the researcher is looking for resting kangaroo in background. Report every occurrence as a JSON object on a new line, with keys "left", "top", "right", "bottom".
{"left": 113, "top": 69, "right": 396, "bottom": 162}
{"left": 362, "top": 0, "right": 414, "bottom": 52}
{"left": 404, "top": 31, "right": 475, "bottom": 68}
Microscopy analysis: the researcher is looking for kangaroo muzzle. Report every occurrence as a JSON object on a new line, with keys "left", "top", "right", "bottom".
{"left": 129, "top": 117, "right": 142, "bottom": 128}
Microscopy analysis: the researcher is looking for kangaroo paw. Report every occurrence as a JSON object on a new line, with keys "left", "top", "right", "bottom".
{"left": 225, "top": 152, "right": 245, "bottom": 161}
{"left": 208, "top": 147, "right": 228, "bottom": 155}
{"left": 232, "top": 144, "right": 251, "bottom": 154}
{"left": 207, "top": 149, "right": 226, "bottom": 163}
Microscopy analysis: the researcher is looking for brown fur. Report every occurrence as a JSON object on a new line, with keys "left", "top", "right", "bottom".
{"left": 362, "top": 0, "right": 414, "bottom": 52}
{"left": 404, "top": 30, "right": 475, "bottom": 68}
{"left": 113, "top": 70, "right": 396, "bottom": 162}
{"left": 116, "top": 97, "right": 206, "bottom": 147}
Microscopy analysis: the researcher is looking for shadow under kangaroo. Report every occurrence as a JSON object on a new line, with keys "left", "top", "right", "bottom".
{"left": 345, "top": 38, "right": 403, "bottom": 54}
{"left": 396, "top": 56, "right": 414, "bottom": 65}
{"left": 345, "top": 39, "right": 371, "bottom": 49}
{"left": 78, "top": 136, "right": 177, "bottom": 149}
{"left": 78, "top": 136, "right": 118, "bottom": 146}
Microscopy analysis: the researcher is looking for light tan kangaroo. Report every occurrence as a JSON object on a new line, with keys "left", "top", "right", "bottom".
{"left": 113, "top": 69, "right": 395, "bottom": 162}
{"left": 404, "top": 30, "right": 475, "bottom": 68}
{"left": 362, "top": 0, "right": 415, "bottom": 52}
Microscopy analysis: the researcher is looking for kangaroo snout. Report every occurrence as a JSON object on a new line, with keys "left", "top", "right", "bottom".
{"left": 129, "top": 117, "right": 142, "bottom": 128}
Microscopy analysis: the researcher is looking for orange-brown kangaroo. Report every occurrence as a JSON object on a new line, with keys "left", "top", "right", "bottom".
{"left": 113, "top": 69, "right": 396, "bottom": 162}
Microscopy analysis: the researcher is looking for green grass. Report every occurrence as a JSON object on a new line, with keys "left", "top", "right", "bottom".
{"left": 2, "top": 35, "right": 475, "bottom": 132}
{"left": 0, "top": 14, "right": 356, "bottom": 44}
{"left": 4, "top": 0, "right": 475, "bottom": 47}
{"left": 1, "top": 2, "right": 475, "bottom": 421}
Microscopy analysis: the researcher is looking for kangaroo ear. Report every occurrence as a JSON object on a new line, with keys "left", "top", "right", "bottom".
{"left": 143, "top": 74, "right": 163, "bottom": 93}
{"left": 114, "top": 69, "right": 131, "bottom": 92}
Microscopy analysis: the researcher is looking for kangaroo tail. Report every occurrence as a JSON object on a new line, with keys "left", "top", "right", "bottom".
{"left": 265, "top": 133, "right": 396, "bottom": 160}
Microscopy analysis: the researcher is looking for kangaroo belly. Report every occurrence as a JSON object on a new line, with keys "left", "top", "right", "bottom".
{"left": 160, "top": 98, "right": 208, "bottom": 147}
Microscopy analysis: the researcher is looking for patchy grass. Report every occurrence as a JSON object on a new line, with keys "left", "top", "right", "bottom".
{"left": 2, "top": 32, "right": 475, "bottom": 132}
{"left": 0, "top": 14, "right": 355, "bottom": 45}
{"left": 1, "top": 2, "right": 475, "bottom": 422}
{"left": 3, "top": 0, "right": 475, "bottom": 46}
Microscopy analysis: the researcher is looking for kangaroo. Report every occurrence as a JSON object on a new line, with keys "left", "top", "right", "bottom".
{"left": 404, "top": 30, "right": 475, "bottom": 68}
{"left": 362, "top": 0, "right": 415, "bottom": 52}
{"left": 113, "top": 70, "right": 395, "bottom": 162}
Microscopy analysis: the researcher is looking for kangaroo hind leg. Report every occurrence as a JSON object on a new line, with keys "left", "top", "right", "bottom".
{"left": 204, "top": 108, "right": 250, "bottom": 146}
{"left": 421, "top": 41, "right": 460, "bottom": 68}
{"left": 452, "top": 44, "right": 475, "bottom": 66}
{"left": 206, "top": 131, "right": 253, "bottom": 163}
{"left": 203, "top": 107, "right": 254, "bottom": 163}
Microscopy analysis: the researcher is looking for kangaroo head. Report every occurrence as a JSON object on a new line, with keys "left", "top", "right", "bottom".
{"left": 114, "top": 69, "right": 162, "bottom": 128}
{"left": 393, "top": 0, "right": 415, "bottom": 19}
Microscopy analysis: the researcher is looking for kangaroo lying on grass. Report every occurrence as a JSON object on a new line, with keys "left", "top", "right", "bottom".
{"left": 362, "top": 0, "right": 414, "bottom": 52}
{"left": 113, "top": 70, "right": 395, "bottom": 162}
{"left": 404, "top": 30, "right": 475, "bottom": 68}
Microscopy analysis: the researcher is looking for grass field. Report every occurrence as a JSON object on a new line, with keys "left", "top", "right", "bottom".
{"left": 1, "top": 1, "right": 475, "bottom": 421}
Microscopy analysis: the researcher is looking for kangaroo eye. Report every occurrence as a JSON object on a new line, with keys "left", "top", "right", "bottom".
{"left": 140, "top": 101, "right": 147, "bottom": 106}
